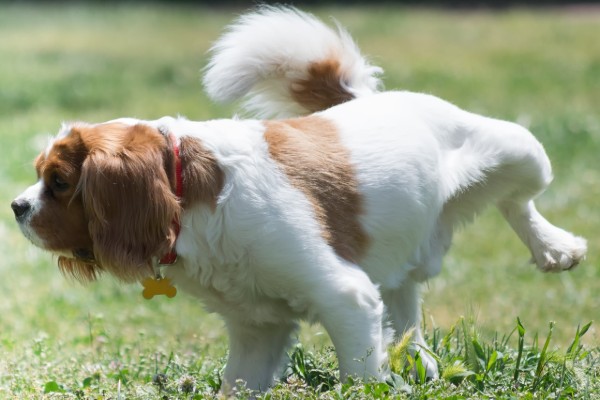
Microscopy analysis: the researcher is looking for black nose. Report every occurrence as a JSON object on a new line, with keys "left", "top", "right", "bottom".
{"left": 11, "top": 199, "right": 31, "bottom": 219}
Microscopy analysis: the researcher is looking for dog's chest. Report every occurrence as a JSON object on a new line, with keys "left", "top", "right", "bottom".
{"left": 167, "top": 261, "right": 305, "bottom": 325}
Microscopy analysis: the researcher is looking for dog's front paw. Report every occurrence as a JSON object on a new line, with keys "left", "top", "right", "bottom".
{"left": 531, "top": 229, "right": 587, "bottom": 272}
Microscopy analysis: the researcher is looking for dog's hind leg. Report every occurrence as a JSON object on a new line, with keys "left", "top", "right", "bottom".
{"left": 498, "top": 200, "right": 587, "bottom": 272}
{"left": 222, "top": 320, "right": 297, "bottom": 393}
{"left": 382, "top": 278, "right": 439, "bottom": 379}
{"left": 443, "top": 116, "right": 587, "bottom": 272}
{"left": 482, "top": 121, "right": 586, "bottom": 272}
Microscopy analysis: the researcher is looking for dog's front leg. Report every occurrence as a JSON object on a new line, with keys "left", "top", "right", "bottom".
{"left": 221, "top": 320, "right": 297, "bottom": 394}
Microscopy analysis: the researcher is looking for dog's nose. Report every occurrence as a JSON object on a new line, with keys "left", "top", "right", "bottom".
{"left": 11, "top": 199, "right": 31, "bottom": 219}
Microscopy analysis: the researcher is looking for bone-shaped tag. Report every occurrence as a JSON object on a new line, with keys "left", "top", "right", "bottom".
{"left": 142, "top": 277, "right": 177, "bottom": 299}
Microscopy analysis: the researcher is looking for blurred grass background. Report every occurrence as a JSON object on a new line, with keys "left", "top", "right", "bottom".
{"left": 0, "top": 3, "right": 598, "bottom": 396}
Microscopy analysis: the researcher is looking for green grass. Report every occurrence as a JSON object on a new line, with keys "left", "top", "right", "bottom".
{"left": 0, "top": 4, "right": 598, "bottom": 398}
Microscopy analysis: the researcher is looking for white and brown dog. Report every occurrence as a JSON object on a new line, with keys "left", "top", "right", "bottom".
{"left": 11, "top": 6, "right": 587, "bottom": 392}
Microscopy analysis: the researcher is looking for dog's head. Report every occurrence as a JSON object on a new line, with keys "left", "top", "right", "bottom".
{"left": 11, "top": 122, "right": 180, "bottom": 283}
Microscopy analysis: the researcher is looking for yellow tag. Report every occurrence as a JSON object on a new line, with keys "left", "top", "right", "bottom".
{"left": 142, "top": 277, "right": 177, "bottom": 299}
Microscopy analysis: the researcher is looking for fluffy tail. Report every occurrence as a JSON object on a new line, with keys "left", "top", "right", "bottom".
{"left": 203, "top": 6, "right": 383, "bottom": 118}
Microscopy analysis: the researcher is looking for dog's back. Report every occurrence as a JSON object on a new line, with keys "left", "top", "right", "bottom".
{"left": 203, "top": 4, "right": 585, "bottom": 286}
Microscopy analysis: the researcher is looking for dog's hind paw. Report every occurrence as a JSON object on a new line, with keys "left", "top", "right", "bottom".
{"left": 530, "top": 228, "right": 587, "bottom": 272}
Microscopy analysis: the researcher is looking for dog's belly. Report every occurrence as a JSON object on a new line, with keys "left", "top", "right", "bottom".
{"left": 357, "top": 192, "right": 443, "bottom": 288}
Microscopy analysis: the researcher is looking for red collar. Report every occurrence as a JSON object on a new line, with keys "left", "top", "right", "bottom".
{"left": 159, "top": 133, "right": 183, "bottom": 265}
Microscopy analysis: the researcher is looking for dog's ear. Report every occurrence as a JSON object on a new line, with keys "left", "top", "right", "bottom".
{"left": 57, "top": 256, "right": 103, "bottom": 283}
{"left": 79, "top": 124, "right": 180, "bottom": 282}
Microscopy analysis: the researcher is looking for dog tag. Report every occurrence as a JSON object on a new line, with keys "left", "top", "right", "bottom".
{"left": 142, "top": 276, "right": 177, "bottom": 299}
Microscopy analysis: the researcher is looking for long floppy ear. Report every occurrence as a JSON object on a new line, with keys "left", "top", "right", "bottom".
{"left": 79, "top": 124, "right": 180, "bottom": 282}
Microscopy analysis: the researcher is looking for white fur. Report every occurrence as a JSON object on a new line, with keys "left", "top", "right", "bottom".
{"left": 203, "top": 6, "right": 382, "bottom": 118}
{"left": 13, "top": 181, "right": 46, "bottom": 248}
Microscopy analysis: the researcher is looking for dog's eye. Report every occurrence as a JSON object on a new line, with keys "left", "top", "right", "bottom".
{"left": 52, "top": 174, "right": 69, "bottom": 192}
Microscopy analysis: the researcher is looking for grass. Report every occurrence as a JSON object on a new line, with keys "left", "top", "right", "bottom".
{"left": 0, "top": 3, "right": 598, "bottom": 398}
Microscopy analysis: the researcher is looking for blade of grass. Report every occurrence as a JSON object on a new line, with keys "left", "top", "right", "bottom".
{"left": 532, "top": 321, "right": 554, "bottom": 392}
{"left": 513, "top": 317, "right": 526, "bottom": 384}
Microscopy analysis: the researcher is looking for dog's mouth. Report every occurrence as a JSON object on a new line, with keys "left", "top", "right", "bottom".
{"left": 72, "top": 248, "right": 96, "bottom": 264}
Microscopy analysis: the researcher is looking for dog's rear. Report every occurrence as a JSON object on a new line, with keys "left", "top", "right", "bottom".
{"left": 204, "top": 6, "right": 586, "bottom": 274}
{"left": 202, "top": 6, "right": 587, "bottom": 392}
{"left": 203, "top": 6, "right": 382, "bottom": 118}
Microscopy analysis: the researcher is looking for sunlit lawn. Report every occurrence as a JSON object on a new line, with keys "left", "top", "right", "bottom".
{"left": 0, "top": 4, "right": 598, "bottom": 398}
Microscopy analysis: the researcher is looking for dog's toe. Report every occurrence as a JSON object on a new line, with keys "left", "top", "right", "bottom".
{"left": 533, "top": 233, "right": 587, "bottom": 273}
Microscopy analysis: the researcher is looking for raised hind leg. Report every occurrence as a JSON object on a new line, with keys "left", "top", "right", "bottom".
{"left": 498, "top": 200, "right": 586, "bottom": 272}
{"left": 440, "top": 116, "right": 587, "bottom": 272}
{"left": 485, "top": 121, "right": 587, "bottom": 271}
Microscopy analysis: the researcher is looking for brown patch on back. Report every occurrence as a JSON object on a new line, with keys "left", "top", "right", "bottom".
{"left": 179, "top": 136, "right": 225, "bottom": 209}
{"left": 263, "top": 116, "right": 369, "bottom": 263}
{"left": 290, "top": 58, "right": 355, "bottom": 113}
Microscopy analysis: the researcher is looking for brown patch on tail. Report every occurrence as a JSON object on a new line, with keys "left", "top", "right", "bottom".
{"left": 290, "top": 59, "right": 355, "bottom": 113}
{"left": 263, "top": 116, "right": 369, "bottom": 263}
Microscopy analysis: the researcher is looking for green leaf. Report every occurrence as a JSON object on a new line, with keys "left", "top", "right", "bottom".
{"left": 579, "top": 321, "right": 592, "bottom": 337}
{"left": 517, "top": 317, "right": 526, "bottom": 337}
{"left": 513, "top": 318, "right": 526, "bottom": 383}
{"left": 486, "top": 350, "right": 498, "bottom": 372}
{"left": 532, "top": 321, "right": 555, "bottom": 392}
{"left": 364, "top": 382, "right": 391, "bottom": 398}
{"left": 415, "top": 352, "right": 427, "bottom": 384}
{"left": 43, "top": 381, "right": 64, "bottom": 394}
{"left": 472, "top": 338, "right": 485, "bottom": 361}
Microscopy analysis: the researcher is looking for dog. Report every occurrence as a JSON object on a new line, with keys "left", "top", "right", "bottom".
{"left": 11, "top": 6, "right": 587, "bottom": 393}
